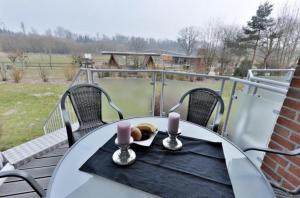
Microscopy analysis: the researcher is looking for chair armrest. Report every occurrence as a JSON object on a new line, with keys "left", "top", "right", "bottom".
{"left": 169, "top": 90, "right": 190, "bottom": 114}
{"left": 169, "top": 103, "right": 182, "bottom": 114}
{"left": 108, "top": 101, "right": 124, "bottom": 120}
{"left": 100, "top": 87, "right": 124, "bottom": 120}
{"left": 60, "top": 93, "right": 75, "bottom": 147}
{"left": 0, "top": 170, "right": 46, "bottom": 197}
{"left": 243, "top": 147, "right": 300, "bottom": 156}
{"left": 212, "top": 111, "right": 223, "bottom": 132}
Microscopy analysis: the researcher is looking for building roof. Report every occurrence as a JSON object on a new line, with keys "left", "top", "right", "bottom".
{"left": 169, "top": 54, "right": 204, "bottom": 59}
{"left": 101, "top": 51, "right": 161, "bottom": 56}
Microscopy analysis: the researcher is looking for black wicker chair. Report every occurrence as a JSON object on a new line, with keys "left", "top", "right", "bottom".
{"left": 169, "top": 88, "right": 224, "bottom": 132}
{"left": 0, "top": 170, "right": 46, "bottom": 197}
{"left": 243, "top": 147, "right": 300, "bottom": 195}
{"left": 61, "top": 83, "right": 124, "bottom": 147}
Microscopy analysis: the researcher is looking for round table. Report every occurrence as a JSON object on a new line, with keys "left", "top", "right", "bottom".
{"left": 46, "top": 117, "right": 275, "bottom": 198}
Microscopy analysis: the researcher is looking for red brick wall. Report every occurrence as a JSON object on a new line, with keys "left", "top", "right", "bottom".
{"left": 261, "top": 65, "right": 300, "bottom": 190}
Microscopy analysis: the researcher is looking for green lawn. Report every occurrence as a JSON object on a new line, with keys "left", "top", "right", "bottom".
{"left": 0, "top": 83, "right": 67, "bottom": 150}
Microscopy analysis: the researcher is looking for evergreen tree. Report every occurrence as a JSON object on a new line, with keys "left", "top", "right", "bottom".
{"left": 243, "top": 2, "right": 274, "bottom": 67}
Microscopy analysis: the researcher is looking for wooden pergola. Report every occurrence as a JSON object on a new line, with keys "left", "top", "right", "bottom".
{"left": 102, "top": 51, "right": 160, "bottom": 69}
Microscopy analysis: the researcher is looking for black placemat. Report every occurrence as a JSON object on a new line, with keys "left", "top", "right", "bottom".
{"left": 80, "top": 132, "right": 234, "bottom": 198}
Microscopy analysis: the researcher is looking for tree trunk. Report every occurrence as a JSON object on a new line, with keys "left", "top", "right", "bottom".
{"left": 251, "top": 38, "right": 259, "bottom": 68}
{"left": 263, "top": 54, "right": 271, "bottom": 69}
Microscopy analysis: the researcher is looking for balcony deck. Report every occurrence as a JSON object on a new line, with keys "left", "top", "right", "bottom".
{"left": 0, "top": 144, "right": 68, "bottom": 198}
{"left": 0, "top": 143, "right": 296, "bottom": 198}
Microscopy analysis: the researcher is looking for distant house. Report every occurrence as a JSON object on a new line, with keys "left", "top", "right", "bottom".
{"left": 162, "top": 54, "right": 206, "bottom": 72}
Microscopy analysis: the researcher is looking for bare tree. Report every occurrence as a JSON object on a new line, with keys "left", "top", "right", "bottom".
{"left": 177, "top": 26, "right": 200, "bottom": 55}
{"left": 0, "top": 26, "right": 182, "bottom": 55}
{"left": 45, "top": 29, "right": 52, "bottom": 36}
{"left": 198, "top": 22, "right": 222, "bottom": 71}
{"left": 272, "top": 3, "right": 300, "bottom": 67}
{"left": 129, "top": 37, "right": 147, "bottom": 52}
{"left": 8, "top": 53, "right": 18, "bottom": 65}
{"left": 259, "top": 24, "right": 281, "bottom": 68}
{"left": 218, "top": 25, "right": 240, "bottom": 74}
{"left": 129, "top": 37, "right": 147, "bottom": 66}
{"left": 20, "top": 22, "right": 26, "bottom": 34}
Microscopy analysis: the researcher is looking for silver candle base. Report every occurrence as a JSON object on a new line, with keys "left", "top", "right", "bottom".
{"left": 112, "top": 137, "right": 136, "bottom": 166}
{"left": 163, "top": 129, "right": 182, "bottom": 151}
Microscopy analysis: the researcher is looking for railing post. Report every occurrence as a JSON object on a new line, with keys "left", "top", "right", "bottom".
{"left": 253, "top": 81, "right": 259, "bottom": 95}
{"left": 160, "top": 71, "right": 165, "bottom": 117}
{"left": 222, "top": 81, "right": 237, "bottom": 136}
{"left": 213, "top": 78, "right": 225, "bottom": 126}
{"left": 90, "top": 70, "right": 94, "bottom": 84}
{"left": 246, "top": 70, "right": 253, "bottom": 94}
{"left": 87, "top": 68, "right": 92, "bottom": 84}
{"left": 150, "top": 72, "right": 157, "bottom": 116}
{"left": 58, "top": 103, "right": 65, "bottom": 129}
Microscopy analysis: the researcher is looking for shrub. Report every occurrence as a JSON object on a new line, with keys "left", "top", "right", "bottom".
{"left": 39, "top": 67, "right": 49, "bottom": 82}
{"left": 10, "top": 67, "right": 23, "bottom": 83}
{"left": 174, "top": 75, "right": 187, "bottom": 81}
{"left": 64, "top": 64, "right": 76, "bottom": 81}
{"left": 234, "top": 59, "right": 252, "bottom": 77}
{"left": 137, "top": 73, "right": 144, "bottom": 78}
{"left": 196, "top": 76, "right": 204, "bottom": 81}
{"left": 166, "top": 74, "right": 174, "bottom": 80}
{"left": 189, "top": 76, "right": 195, "bottom": 82}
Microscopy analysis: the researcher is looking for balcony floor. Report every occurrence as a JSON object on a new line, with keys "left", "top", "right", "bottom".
{"left": 0, "top": 144, "right": 297, "bottom": 198}
{"left": 0, "top": 144, "right": 68, "bottom": 198}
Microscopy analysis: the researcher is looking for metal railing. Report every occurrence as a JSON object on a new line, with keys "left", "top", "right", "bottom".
{"left": 43, "top": 68, "right": 289, "bottom": 136}
{"left": 247, "top": 69, "right": 294, "bottom": 87}
{"left": 42, "top": 69, "right": 88, "bottom": 133}
{"left": 246, "top": 68, "right": 293, "bottom": 98}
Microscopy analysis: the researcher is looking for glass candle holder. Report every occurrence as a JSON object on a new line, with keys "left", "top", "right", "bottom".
{"left": 162, "top": 129, "right": 182, "bottom": 151}
{"left": 112, "top": 137, "right": 136, "bottom": 166}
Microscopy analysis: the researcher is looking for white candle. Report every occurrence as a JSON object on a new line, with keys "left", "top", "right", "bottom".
{"left": 168, "top": 112, "right": 180, "bottom": 134}
{"left": 117, "top": 121, "right": 131, "bottom": 144}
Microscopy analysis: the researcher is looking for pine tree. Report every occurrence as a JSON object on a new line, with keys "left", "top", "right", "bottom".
{"left": 243, "top": 2, "right": 274, "bottom": 67}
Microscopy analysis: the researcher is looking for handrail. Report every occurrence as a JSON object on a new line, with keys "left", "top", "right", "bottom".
{"left": 89, "top": 68, "right": 230, "bottom": 80}
{"left": 163, "top": 70, "right": 230, "bottom": 80}
{"left": 43, "top": 68, "right": 291, "bottom": 135}
{"left": 230, "top": 77, "right": 288, "bottom": 94}
{"left": 90, "top": 68, "right": 159, "bottom": 73}
{"left": 250, "top": 76, "right": 289, "bottom": 87}
{"left": 247, "top": 69, "right": 294, "bottom": 88}
{"left": 249, "top": 68, "right": 295, "bottom": 72}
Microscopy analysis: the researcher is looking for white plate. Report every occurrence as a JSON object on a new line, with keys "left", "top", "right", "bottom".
{"left": 132, "top": 130, "right": 159, "bottom": 147}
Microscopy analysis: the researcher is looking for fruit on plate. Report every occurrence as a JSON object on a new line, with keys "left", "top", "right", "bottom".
{"left": 131, "top": 127, "right": 142, "bottom": 141}
{"left": 135, "top": 123, "right": 158, "bottom": 141}
{"left": 135, "top": 123, "right": 158, "bottom": 133}
{"left": 131, "top": 123, "right": 158, "bottom": 141}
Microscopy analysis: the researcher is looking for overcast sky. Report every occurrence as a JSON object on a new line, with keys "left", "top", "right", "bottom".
{"left": 0, "top": 0, "right": 299, "bottom": 40}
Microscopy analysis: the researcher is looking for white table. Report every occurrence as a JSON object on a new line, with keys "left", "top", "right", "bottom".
{"left": 46, "top": 117, "right": 275, "bottom": 198}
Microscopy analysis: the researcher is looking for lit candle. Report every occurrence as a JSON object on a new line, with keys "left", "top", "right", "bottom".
{"left": 168, "top": 112, "right": 180, "bottom": 134}
{"left": 117, "top": 121, "right": 131, "bottom": 144}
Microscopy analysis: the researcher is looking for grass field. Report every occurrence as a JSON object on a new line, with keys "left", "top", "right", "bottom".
{"left": 0, "top": 83, "right": 67, "bottom": 150}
